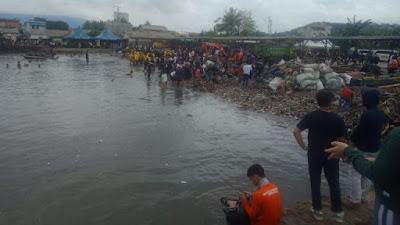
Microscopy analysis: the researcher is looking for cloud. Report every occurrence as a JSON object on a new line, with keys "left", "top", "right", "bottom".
{"left": 1, "top": 0, "right": 399, "bottom": 32}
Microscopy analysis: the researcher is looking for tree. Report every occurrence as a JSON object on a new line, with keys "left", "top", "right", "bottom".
{"left": 199, "top": 29, "right": 218, "bottom": 37}
{"left": 46, "top": 21, "right": 69, "bottom": 31}
{"left": 82, "top": 20, "right": 105, "bottom": 36}
{"left": 145, "top": 21, "right": 151, "bottom": 26}
{"left": 33, "top": 17, "right": 47, "bottom": 22}
{"left": 213, "top": 8, "right": 259, "bottom": 36}
{"left": 331, "top": 15, "right": 372, "bottom": 50}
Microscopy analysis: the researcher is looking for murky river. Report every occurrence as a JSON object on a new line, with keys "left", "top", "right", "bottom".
{"left": 0, "top": 54, "right": 352, "bottom": 225}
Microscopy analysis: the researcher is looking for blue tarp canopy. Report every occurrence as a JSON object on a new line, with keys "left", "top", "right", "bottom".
{"left": 95, "top": 29, "right": 122, "bottom": 41}
{"left": 65, "top": 27, "right": 92, "bottom": 40}
{"left": 30, "top": 21, "right": 46, "bottom": 27}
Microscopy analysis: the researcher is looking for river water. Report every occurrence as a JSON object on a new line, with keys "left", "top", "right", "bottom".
{"left": 0, "top": 54, "right": 352, "bottom": 225}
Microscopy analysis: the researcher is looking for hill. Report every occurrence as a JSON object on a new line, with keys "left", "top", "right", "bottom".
{"left": 281, "top": 22, "right": 400, "bottom": 36}
{"left": 0, "top": 12, "right": 86, "bottom": 28}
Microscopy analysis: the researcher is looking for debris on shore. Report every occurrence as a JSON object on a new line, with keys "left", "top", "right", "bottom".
{"left": 281, "top": 195, "right": 374, "bottom": 225}
{"left": 190, "top": 62, "right": 400, "bottom": 136}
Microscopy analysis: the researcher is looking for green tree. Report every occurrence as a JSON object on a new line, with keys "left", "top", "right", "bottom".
{"left": 213, "top": 8, "right": 259, "bottom": 36}
{"left": 331, "top": 15, "right": 372, "bottom": 50}
{"left": 82, "top": 20, "right": 105, "bottom": 36}
{"left": 199, "top": 29, "right": 218, "bottom": 37}
{"left": 46, "top": 21, "right": 69, "bottom": 30}
{"left": 214, "top": 8, "right": 242, "bottom": 36}
{"left": 239, "top": 12, "right": 257, "bottom": 36}
{"left": 33, "top": 17, "right": 47, "bottom": 22}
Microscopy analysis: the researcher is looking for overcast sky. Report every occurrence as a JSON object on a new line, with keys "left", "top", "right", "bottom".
{"left": 1, "top": 0, "right": 399, "bottom": 32}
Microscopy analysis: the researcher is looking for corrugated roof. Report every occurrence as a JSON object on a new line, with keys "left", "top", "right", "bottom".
{"left": 0, "top": 27, "right": 20, "bottom": 34}
{"left": 46, "top": 30, "right": 69, "bottom": 37}
{"left": 123, "top": 30, "right": 177, "bottom": 40}
{"left": 139, "top": 25, "right": 168, "bottom": 32}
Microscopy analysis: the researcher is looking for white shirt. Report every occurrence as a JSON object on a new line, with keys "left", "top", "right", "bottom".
{"left": 243, "top": 64, "right": 252, "bottom": 75}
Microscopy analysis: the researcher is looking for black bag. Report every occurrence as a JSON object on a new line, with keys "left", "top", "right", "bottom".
{"left": 223, "top": 200, "right": 250, "bottom": 225}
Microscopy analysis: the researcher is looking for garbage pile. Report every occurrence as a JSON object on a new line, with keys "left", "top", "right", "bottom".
{"left": 191, "top": 59, "right": 399, "bottom": 133}
{"left": 337, "top": 87, "right": 400, "bottom": 137}
{"left": 267, "top": 62, "right": 345, "bottom": 91}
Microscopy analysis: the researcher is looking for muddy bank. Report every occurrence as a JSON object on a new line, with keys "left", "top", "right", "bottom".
{"left": 282, "top": 192, "right": 375, "bottom": 225}
{"left": 190, "top": 79, "right": 400, "bottom": 135}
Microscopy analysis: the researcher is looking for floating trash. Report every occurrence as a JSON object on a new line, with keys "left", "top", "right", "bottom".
{"left": 181, "top": 181, "right": 187, "bottom": 184}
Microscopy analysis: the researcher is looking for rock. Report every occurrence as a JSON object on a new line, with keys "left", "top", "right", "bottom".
{"left": 252, "top": 94, "right": 267, "bottom": 104}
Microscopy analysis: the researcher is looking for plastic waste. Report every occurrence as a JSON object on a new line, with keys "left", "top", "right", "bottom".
{"left": 318, "top": 63, "right": 333, "bottom": 73}
{"left": 296, "top": 73, "right": 315, "bottom": 84}
{"left": 316, "top": 80, "right": 325, "bottom": 90}
{"left": 269, "top": 77, "right": 284, "bottom": 91}
{"left": 302, "top": 64, "right": 319, "bottom": 70}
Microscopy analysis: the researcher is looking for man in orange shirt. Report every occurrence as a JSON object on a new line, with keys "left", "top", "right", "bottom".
{"left": 221, "top": 164, "right": 282, "bottom": 225}
{"left": 240, "top": 164, "right": 282, "bottom": 225}
{"left": 388, "top": 57, "right": 398, "bottom": 74}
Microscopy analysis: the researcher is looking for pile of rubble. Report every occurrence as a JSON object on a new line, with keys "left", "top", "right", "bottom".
{"left": 191, "top": 61, "right": 400, "bottom": 134}
{"left": 338, "top": 86, "right": 400, "bottom": 136}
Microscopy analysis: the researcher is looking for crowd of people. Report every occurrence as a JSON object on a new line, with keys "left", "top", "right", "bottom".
{"left": 121, "top": 44, "right": 399, "bottom": 225}
{"left": 122, "top": 43, "right": 400, "bottom": 94}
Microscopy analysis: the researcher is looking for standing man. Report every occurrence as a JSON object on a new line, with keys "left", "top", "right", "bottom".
{"left": 293, "top": 90, "right": 346, "bottom": 223}
{"left": 242, "top": 62, "right": 252, "bottom": 88}
{"left": 325, "top": 127, "right": 400, "bottom": 225}
{"left": 86, "top": 51, "right": 89, "bottom": 64}
{"left": 348, "top": 89, "right": 384, "bottom": 208}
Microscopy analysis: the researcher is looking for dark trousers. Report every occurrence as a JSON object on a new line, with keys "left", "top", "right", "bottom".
{"left": 223, "top": 204, "right": 250, "bottom": 225}
{"left": 243, "top": 74, "right": 250, "bottom": 87}
{"left": 308, "top": 154, "right": 342, "bottom": 212}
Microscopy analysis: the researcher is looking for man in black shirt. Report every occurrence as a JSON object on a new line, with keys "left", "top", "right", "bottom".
{"left": 293, "top": 90, "right": 346, "bottom": 223}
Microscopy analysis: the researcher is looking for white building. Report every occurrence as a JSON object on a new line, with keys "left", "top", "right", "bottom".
{"left": 105, "top": 11, "right": 132, "bottom": 37}
{"left": 114, "top": 11, "right": 129, "bottom": 22}
{"left": 24, "top": 21, "right": 47, "bottom": 39}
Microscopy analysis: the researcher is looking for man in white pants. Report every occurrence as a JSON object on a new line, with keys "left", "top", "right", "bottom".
{"left": 348, "top": 89, "right": 384, "bottom": 208}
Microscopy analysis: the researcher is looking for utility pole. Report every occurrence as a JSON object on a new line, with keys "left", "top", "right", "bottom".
{"left": 268, "top": 17, "right": 272, "bottom": 34}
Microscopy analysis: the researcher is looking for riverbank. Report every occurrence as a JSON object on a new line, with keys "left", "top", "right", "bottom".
{"left": 282, "top": 194, "right": 375, "bottom": 225}
{"left": 190, "top": 78, "right": 400, "bottom": 135}
{"left": 52, "top": 48, "right": 116, "bottom": 54}
{"left": 0, "top": 46, "right": 117, "bottom": 54}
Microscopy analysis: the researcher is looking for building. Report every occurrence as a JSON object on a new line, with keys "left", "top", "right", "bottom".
{"left": 105, "top": 11, "right": 132, "bottom": 37}
{"left": 296, "top": 22, "right": 332, "bottom": 37}
{"left": 0, "top": 18, "right": 21, "bottom": 28}
{"left": 46, "top": 29, "right": 70, "bottom": 43}
{"left": 0, "top": 18, "right": 21, "bottom": 41}
{"left": 24, "top": 21, "right": 47, "bottom": 39}
{"left": 123, "top": 25, "right": 177, "bottom": 42}
{"left": 114, "top": 11, "right": 129, "bottom": 22}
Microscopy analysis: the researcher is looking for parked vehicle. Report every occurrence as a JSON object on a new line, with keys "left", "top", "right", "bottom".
{"left": 373, "top": 50, "right": 398, "bottom": 61}
{"left": 357, "top": 49, "right": 371, "bottom": 56}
